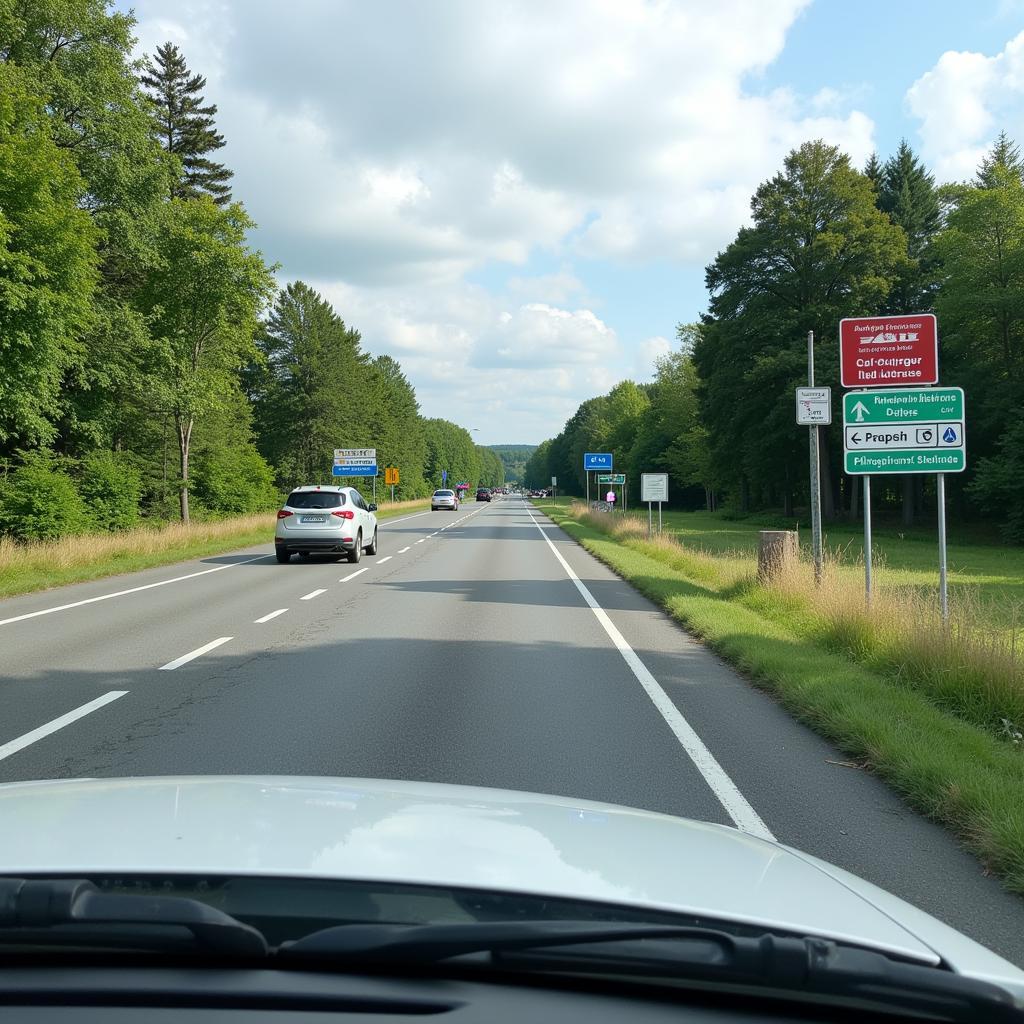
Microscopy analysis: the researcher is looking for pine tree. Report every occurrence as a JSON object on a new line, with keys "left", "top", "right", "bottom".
{"left": 977, "top": 131, "right": 1024, "bottom": 187}
{"left": 863, "top": 152, "right": 883, "bottom": 192}
{"left": 141, "top": 42, "right": 233, "bottom": 204}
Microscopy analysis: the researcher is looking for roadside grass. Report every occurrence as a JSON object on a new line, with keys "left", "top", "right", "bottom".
{"left": 539, "top": 500, "right": 1024, "bottom": 894}
{"left": 0, "top": 499, "right": 429, "bottom": 600}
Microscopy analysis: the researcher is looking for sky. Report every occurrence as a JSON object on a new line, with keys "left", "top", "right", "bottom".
{"left": 119, "top": 0, "right": 1024, "bottom": 445}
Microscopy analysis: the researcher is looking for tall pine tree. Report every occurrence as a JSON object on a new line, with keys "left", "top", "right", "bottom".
{"left": 141, "top": 42, "right": 233, "bottom": 205}
{"left": 977, "top": 130, "right": 1024, "bottom": 187}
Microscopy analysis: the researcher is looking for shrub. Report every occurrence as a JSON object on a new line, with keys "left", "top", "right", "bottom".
{"left": 191, "top": 445, "right": 281, "bottom": 516}
{"left": 0, "top": 461, "right": 91, "bottom": 541}
{"left": 77, "top": 451, "right": 143, "bottom": 532}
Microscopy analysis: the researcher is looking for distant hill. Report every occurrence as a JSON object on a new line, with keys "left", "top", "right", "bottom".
{"left": 488, "top": 444, "right": 537, "bottom": 484}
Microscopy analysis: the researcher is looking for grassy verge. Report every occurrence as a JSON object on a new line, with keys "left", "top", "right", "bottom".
{"left": 539, "top": 500, "right": 1024, "bottom": 895}
{"left": 0, "top": 500, "right": 429, "bottom": 600}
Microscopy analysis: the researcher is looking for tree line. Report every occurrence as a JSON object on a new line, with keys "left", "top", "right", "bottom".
{"left": 0, "top": 2, "right": 499, "bottom": 541}
{"left": 527, "top": 135, "right": 1024, "bottom": 540}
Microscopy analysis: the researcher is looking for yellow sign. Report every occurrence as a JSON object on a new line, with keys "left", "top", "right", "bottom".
{"left": 384, "top": 467, "right": 399, "bottom": 485}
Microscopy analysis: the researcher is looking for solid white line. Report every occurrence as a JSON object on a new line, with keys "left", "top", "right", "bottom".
{"left": 376, "top": 556, "right": 392, "bottom": 564}
{"left": 397, "top": 547, "right": 410, "bottom": 554}
{"left": 254, "top": 608, "right": 288, "bottom": 623}
{"left": 340, "top": 568, "right": 369, "bottom": 582}
{"left": 300, "top": 588, "right": 327, "bottom": 601}
{"left": 0, "top": 691, "right": 129, "bottom": 763}
{"left": 0, "top": 555, "right": 268, "bottom": 629}
{"left": 526, "top": 511, "right": 774, "bottom": 841}
{"left": 159, "top": 636, "right": 233, "bottom": 671}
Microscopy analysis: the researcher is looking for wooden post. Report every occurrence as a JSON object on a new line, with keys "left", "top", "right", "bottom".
{"left": 758, "top": 530, "right": 798, "bottom": 583}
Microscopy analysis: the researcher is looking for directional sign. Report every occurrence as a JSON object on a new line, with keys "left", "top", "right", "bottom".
{"left": 384, "top": 467, "right": 399, "bottom": 485}
{"left": 597, "top": 473, "right": 625, "bottom": 484}
{"left": 796, "top": 387, "right": 831, "bottom": 425}
{"left": 584, "top": 452, "right": 613, "bottom": 471}
{"left": 334, "top": 448, "right": 376, "bottom": 463}
{"left": 641, "top": 473, "right": 669, "bottom": 502}
{"left": 840, "top": 314, "right": 938, "bottom": 388}
{"left": 332, "top": 465, "right": 377, "bottom": 477}
{"left": 843, "top": 388, "right": 965, "bottom": 474}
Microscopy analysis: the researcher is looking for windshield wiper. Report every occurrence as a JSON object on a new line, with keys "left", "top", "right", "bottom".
{"left": 282, "top": 920, "right": 1022, "bottom": 1022}
{"left": 0, "top": 878, "right": 267, "bottom": 956}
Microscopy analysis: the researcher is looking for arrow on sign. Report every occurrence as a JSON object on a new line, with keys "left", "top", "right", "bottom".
{"left": 851, "top": 401, "right": 869, "bottom": 423}
{"left": 850, "top": 433, "right": 861, "bottom": 444}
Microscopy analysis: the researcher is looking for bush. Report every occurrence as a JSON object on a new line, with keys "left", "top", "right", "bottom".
{"left": 77, "top": 451, "right": 143, "bottom": 532}
{"left": 0, "top": 461, "right": 91, "bottom": 541}
{"left": 191, "top": 445, "right": 281, "bottom": 516}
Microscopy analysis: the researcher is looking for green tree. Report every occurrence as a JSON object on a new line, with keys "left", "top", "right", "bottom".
{"left": 141, "top": 41, "right": 233, "bottom": 204}
{"left": 0, "top": 64, "right": 99, "bottom": 448}
{"left": 133, "top": 197, "right": 275, "bottom": 522}
{"left": 977, "top": 131, "right": 1024, "bottom": 187}
{"left": 523, "top": 439, "right": 551, "bottom": 489}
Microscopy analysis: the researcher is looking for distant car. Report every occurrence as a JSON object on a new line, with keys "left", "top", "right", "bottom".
{"left": 274, "top": 485, "right": 377, "bottom": 564}
{"left": 476, "top": 488, "right": 491, "bottom": 501}
{"left": 431, "top": 488, "right": 459, "bottom": 511}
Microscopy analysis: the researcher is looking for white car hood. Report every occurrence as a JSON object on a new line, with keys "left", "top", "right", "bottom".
{"left": 0, "top": 775, "right": 1020, "bottom": 989}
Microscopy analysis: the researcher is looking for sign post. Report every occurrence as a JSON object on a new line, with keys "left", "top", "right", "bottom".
{"left": 641, "top": 473, "right": 668, "bottom": 537}
{"left": 805, "top": 332, "right": 824, "bottom": 585}
{"left": 333, "top": 447, "right": 377, "bottom": 505}
{"left": 384, "top": 466, "right": 399, "bottom": 501}
{"left": 864, "top": 475, "right": 872, "bottom": 607}
{"left": 584, "top": 453, "right": 613, "bottom": 509}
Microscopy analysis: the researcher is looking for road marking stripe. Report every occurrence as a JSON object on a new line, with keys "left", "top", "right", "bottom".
{"left": 0, "top": 691, "right": 129, "bottom": 763}
{"left": 159, "top": 636, "right": 233, "bottom": 671}
{"left": 376, "top": 556, "right": 392, "bottom": 564}
{"left": 397, "top": 547, "right": 410, "bottom": 554}
{"left": 526, "top": 512, "right": 774, "bottom": 841}
{"left": 254, "top": 608, "right": 288, "bottom": 623}
{"left": 300, "top": 588, "right": 327, "bottom": 600}
{"left": 340, "top": 568, "right": 369, "bottom": 582}
{"left": 415, "top": 539, "right": 425, "bottom": 544}
{"left": 0, "top": 556, "right": 268, "bottom": 629}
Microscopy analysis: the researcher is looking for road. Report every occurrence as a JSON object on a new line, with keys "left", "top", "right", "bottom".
{"left": 2, "top": 496, "right": 1024, "bottom": 964}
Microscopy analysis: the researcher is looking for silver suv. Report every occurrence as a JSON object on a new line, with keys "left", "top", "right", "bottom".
{"left": 274, "top": 486, "right": 378, "bottom": 563}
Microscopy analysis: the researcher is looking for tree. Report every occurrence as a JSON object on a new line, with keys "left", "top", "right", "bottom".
{"left": 133, "top": 198, "right": 275, "bottom": 522}
{"left": 142, "top": 42, "right": 233, "bottom": 204}
{"left": 696, "top": 140, "right": 908, "bottom": 516}
{"left": 977, "top": 131, "right": 1024, "bottom": 188}
{"left": 0, "top": 64, "right": 99, "bottom": 448}
{"left": 863, "top": 152, "right": 883, "bottom": 192}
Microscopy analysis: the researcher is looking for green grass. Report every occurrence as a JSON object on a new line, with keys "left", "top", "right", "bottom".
{"left": 0, "top": 501, "right": 430, "bottom": 600}
{"left": 537, "top": 500, "right": 1024, "bottom": 895}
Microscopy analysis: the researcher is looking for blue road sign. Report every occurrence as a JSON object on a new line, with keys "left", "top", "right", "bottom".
{"left": 583, "top": 452, "right": 613, "bottom": 471}
{"left": 442, "top": 469, "right": 448, "bottom": 483}
{"left": 332, "top": 465, "right": 377, "bottom": 477}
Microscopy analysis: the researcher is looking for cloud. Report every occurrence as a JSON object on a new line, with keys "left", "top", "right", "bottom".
{"left": 906, "top": 30, "right": 1024, "bottom": 181}
{"left": 635, "top": 336, "right": 673, "bottom": 379}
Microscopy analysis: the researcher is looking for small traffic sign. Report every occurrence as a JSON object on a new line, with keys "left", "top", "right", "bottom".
{"left": 551, "top": 476, "right": 557, "bottom": 486}
{"left": 842, "top": 387, "right": 965, "bottom": 474}
{"left": 384, "top": 467, "right": 399, "bottom": 485}
{"left": 641, "top": 473, "right": 669, "bottom": 502}
{"left": 796, "top": 387, "right": 831, "bottom": 425}
{"left": 583, "top": 452, "right": 613, "bottom": 471}
{"left": 332, "top": 465, "right": 377, "bottom": 477}
{"left": 840, "top": 314, "right": 938, "bottom": 388}
{"left": 597, "top": 473, "right": 625, "bottom": 484}
{"left": 334, "top": 448, "right": 376, "bottom": 462}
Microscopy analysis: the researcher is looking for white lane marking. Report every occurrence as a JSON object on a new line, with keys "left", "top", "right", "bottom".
{"left": 526, "top": 511, "right": 774, "bottom": 841}
{"left": 300, "top": 588, "right": 327, "bottom": 601}
{"left": 0, "top": 691, "right": 129, "bottom": 763}
{"left": 340, "top": 568, "right": 369, "bottom": 582}
{"left": 376, "top": 556, "right": 392, "bottom": 564}
{"left": 159, "top": 636, "right": 233, "bottom": 671}
{"left": 397, "top": 547, "right": 410, "bottom": 554}
{"left": 0, "top": 555, "right": 268, "bottom": 629}
{"left": 415, "top": 539, "right": 426, "bottom": 544}
{"left": 254, "top": 608, "right": 288, "bottom": 623}
{"left": 430, "top": 533, "right": 438, "bottom": 537}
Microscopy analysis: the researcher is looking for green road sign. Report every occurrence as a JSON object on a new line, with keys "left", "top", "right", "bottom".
{"left": 597, "top": 474, "right": 625, "bottom": 484}
{"left": 843, "top": 387, "right": 966, "bottom": 474}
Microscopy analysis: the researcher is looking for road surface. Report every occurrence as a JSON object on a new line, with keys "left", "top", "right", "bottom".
{"left": 2, "top": 497, "right": 1023, "bottom": 963}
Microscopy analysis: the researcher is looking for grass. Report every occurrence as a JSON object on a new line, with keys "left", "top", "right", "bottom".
{"left": 0, "top": 499, "right": 430, "bottom": 600}
{"left": 537, "top": 499, "right": 1024, "bottom": 895}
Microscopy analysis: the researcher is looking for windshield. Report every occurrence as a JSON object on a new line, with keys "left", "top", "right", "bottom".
{"left": 3, "top": 0, "right": 1024, "bottom": 1009}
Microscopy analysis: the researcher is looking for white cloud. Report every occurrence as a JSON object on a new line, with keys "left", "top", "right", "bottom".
{"left": 635, "top": 336, "right": 673, "bottom": 379}
{"left": 906, "top": 31, "right": 1024, "bottom": 181}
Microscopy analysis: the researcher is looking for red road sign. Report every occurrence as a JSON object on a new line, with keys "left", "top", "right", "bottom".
{"left": 839, "top": 314, "right": 938, "bottom": 388}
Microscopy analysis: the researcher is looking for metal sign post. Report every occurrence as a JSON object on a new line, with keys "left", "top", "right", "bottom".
{"left": 807, "top": 332, "right": 824, "bottom": 586}
{"left": 641, "top": 474, "right": 669, "bottom": 537}
{"left": 937, "top": 474, "right": 949, "bottom": 624}
{"left": 863, "top": 475, "right": 872, "bottom": 606}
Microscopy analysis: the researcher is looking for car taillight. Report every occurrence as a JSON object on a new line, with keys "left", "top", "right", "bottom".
{"left": 331, "top": 509, "right": 355, "bottom": 519}
{"left": 277, "top": 509, "right": 293, "bottom": 519}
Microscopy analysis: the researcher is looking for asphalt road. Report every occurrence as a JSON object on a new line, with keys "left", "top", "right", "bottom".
{"left": 2, "top": 496, "right": 1024, "bottom": 964}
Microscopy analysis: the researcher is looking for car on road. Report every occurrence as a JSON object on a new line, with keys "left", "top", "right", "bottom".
{"left": 0, "top": 775, "right": 1021, "bottom": 1022}
{"left": 431, "top": 488, "right": 459, "bottom": 511}
{"left": 475, "top": 487, "right": 491, "bottom": 501}
{"left": 274, "top": 485, "right": 377, "bottom": 564}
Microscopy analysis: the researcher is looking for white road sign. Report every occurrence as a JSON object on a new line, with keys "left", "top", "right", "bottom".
{"left": 334, "top": 448, "right": 376, "bottom": 466}
{"left": 641, "top": 473, "right": 669, "bottom": 502}
{"left": 796, "top": 387, "right": 831, "bottom": 425}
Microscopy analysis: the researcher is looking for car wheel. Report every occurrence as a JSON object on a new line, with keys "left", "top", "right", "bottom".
{"left": 431, "top": 506, "right": 437, "bottom": 511}
{"left": 366, "top": 527, "right": 378, "bottom": 555}
{"left": 275, "top": 548, "right": 291, "bottom": 564}
{"left": 348, "top": 531, "right": 362, "bottom": 563}
{"left": 298, "top": 551, "right": 311, "bottom": 560}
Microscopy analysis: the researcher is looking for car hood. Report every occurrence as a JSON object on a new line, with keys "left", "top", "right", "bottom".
{"left": 0, "top": 775, "right": 1020, "bottom": 988}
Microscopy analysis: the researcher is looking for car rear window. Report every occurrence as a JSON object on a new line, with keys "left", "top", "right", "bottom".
{"left": 434, "top": 490, "right": 454, "bottom": 497}
{"left": 286, "top": 491, "right": 345, "bottom": 509}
